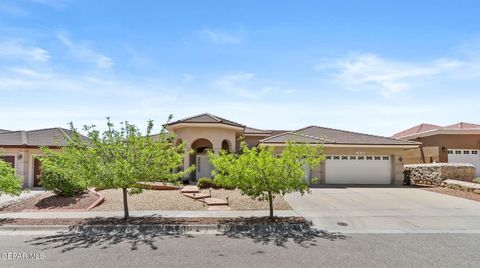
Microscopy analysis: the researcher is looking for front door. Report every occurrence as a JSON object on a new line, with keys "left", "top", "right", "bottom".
{"left": 33, "top": 157, "right": 42, "bottom": 187}
{"left": 196, "top": 154, "right": 213, "bottom": 179}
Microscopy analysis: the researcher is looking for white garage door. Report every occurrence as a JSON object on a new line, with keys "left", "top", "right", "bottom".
{"left": 448, "top": 149, "right": 480, "bottom": 177}
{"left": 325, "top": 155, "right": 392, "bottom": 184}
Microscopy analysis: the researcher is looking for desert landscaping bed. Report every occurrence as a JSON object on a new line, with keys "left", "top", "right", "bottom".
{"left": 92, "top": 189, "right": 291, "bottom": 211}
{"left": 0, "top": 216, "right": 305, "bottom": 226}
{"left": 415, "top": 185, "right": 480, "bottom": 202}
{"left": 0, "top": 191, "right": 99, "bottom": 213}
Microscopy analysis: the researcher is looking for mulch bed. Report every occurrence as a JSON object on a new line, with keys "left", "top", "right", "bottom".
{"left": 0, "top": 191, "right": 99, "bottom": 213}
{"left": 0, "top": 216, "right": 306, "bottom": 226}
{"left": 414, "top": 185, "right": 480, "bottom": 202}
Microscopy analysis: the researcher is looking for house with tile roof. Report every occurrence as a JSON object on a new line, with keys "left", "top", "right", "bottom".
{"left": 0, "top": 128, "right": 83, "bottom": 188}
{"left": 392, "top": 122, "right": 480, "bottom": 176}
{"left": 167, "top": 113, "right": 418, "bottom": 185}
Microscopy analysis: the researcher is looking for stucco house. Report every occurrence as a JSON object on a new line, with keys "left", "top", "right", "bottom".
{"left": 167, "top": 113, "right": 419, "bottom": 185}
{"left": 392, "top": 122, "right": 480, "bottom": 176}
{"left": 0, "top": 128, "right": 76, "bottom": 188}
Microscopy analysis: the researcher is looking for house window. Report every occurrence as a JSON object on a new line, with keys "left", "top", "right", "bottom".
{"left": 455, "top": 150, "right": 462, "bottom": 154}
{"left": 383, "top": 156, "right": 390, "bottom": 160}
{"left": 341, "top": 156, "right": 348, "bottom": 160}
{"left": 350, "top": 156, "right": 356, "bottom": 160}
{"left": 326, "top": 156, "right": 332, "bottom": 160}
{"left": 472, "top": 151, "right": 478, "bottom": 155}
{"left": 333, "top": 156, "right": 340, "bottom": 160}
{"left": 374, "top": 156, "right": 381, "bottom": 160}
{"left": 447, "top": 150, "right": 453, "bottom": 154}
{"left": 366, "top": 156, "right": 373, "bottom": 160}
{"left": 464, "top": 150, "right": 470, "bottom": 154}
{"left": 358, "top": 156, "right": 365, "bottom": 160}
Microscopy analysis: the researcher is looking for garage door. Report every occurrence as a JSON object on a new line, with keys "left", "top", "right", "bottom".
{"left": 448, "top": 149, "right": 480, "bottom": 177}
{"left": 325, "top": 155, "right": 392, "bottom": 184}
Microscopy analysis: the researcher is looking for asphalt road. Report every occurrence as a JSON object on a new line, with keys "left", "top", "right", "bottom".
{"left": 0, "top": 232, "right": 479, "bottom": 268}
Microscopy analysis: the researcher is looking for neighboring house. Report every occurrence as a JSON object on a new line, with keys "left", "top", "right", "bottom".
{"left": 392, "top": 122, "right": 480, "bottom": 176}
{"left": 167, "top": 113, "right": 419, "bottom": 185}
{"left": 0, "top": 128, "right": 76, "bottom": 188}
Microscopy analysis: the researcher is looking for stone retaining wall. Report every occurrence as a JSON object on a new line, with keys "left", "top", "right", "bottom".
{"left": 405, "top": 163, "right": 476, "bottom": 186}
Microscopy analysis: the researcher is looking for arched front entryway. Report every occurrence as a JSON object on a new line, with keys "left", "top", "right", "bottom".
{"left": 190, "top": 138, "right": 214, "bottom": 179}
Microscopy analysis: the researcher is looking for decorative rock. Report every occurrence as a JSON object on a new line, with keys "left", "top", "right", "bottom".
{"left": 405, "top": 163, "right": 476, "bottom": 186}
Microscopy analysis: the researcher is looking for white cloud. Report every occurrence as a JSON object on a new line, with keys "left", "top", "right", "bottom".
{"left": 213, "top": 72, "right": 279, "bottom": 99}
{"left": 57, "top": 32, "right": 114, "bottom": 69}
{"left": 199, "top": 27, "right": 244, "bottom": 45}
{"left": 318, "top": 53, "right": 479, "bottom": 96}
{"left": 0, "top": 39, "right": 50, "bottom": 61}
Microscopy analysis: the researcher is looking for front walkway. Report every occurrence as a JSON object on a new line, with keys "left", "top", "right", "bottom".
{"left": 285, "top": 187, "right": 480, "bottom": 233}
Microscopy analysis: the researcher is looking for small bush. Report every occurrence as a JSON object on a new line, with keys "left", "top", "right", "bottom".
{"left": 40, "top": 169, "right": 87, "bottom": 196}
{"left": 473, "top": 177, "right": 480, "bottom": 184}
{"left": 39, "top": 154, "right": 87, "bottom": 196}
{"left": 197, "top": 177, "right": 235, "bottom": 189}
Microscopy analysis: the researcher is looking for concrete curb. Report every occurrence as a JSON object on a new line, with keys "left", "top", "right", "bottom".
{"left": 0, "top": 223, "right": 314, "bottom": 235}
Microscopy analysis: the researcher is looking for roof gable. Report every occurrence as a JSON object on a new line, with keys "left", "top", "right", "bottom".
{"left": 168, "top": 113, "right": 245, "bottom": 128}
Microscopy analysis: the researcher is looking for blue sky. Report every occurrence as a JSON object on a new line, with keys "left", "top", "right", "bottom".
{"left": 1, "top": 0, "right": 480, "bottom": 136}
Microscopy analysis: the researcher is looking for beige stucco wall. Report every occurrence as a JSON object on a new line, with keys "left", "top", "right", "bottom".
{"left": 1, "top": 147, "right": 57, "bottom": 188}
{"left": 408, "top": 134, "right": 480, "bottom": 163}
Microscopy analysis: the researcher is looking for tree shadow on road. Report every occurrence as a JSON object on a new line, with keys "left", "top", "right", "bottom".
{"left": 219, "top": 224, "right": 348, "bottom": 248}
{"left": 26, "top": 225, "right": 194, "bottom": 253}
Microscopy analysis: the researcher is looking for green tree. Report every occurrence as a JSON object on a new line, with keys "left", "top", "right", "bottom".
{"left": 209, "top": 141, "right": 325, "bottom": 218}
{"left": 0, "top": 156, "right": 23, "bottom": 196}
{"left": 40, "top": 117, "right": 192, "bottom": 220}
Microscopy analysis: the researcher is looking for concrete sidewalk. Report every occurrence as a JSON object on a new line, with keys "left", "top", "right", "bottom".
{"left": 0, "top": 210, "right": 300, "bottom": 219}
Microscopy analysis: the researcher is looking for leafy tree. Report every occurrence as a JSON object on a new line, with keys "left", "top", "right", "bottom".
{"left": 46, "top": 117, "right": 192, "bottom": 220}
{"left": 0, "top": 156, "right": 23, "bottom": 196}
{"left": 209, "top": 141, "right": 325, "bottom": 218}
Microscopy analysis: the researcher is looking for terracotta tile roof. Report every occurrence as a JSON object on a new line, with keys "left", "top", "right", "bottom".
{"left": 168, "top": 113, "right": 245, "bottom": 128}
{"left": 391, "top": 123, "right": 441, "bottom": 139}
{"left": 261, "top": 126, "right": 417, "bottom": 145}
{"left": 0, "top": 128, "right": 80, "bottom": 147}
{"left": 444, "top": 122, "right": 480, "bottom": 130}
{"left": 393, "top": 122, "right": 480, "bottom": 138}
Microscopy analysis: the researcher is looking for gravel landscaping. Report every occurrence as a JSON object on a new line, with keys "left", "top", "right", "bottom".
{"left": 0, "top": 191, "right": 99, "bottom": 213}
{"left": 92, "top": 189, "right": 292, "bottom": 211}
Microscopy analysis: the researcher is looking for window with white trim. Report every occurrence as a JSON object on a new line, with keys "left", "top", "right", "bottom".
{"left": 472, "top": 151, "right": 478, "bottom": 155}
{"left": 333, "top": 156, "right": 340, "bottom": 160}
{"left": 447, "top": 150, "right": 453, "bottom": 154}
{"left": 455, "top": 150, "right": 462, "bottom": 154}
{"left": 374, "top": 156, "right": 381, "bottom": 160}
{"left": 383, "top": 156, "right": 390, "bottom": 160}
{"left": 341, "top": 156, "right": 348, "bottom": 160}
{"left": 464, "top": 150, "right": 470, "bottom": 154}
{"left": 366, "top": 156, "right": 373, "bottom": 160}
{"left": 350, "top": 156, "right": 356, "bottom": 160}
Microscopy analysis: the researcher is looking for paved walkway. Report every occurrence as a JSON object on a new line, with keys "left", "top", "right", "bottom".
{"left": 0, "top": 190, "right": 45, "bottom": 209}
{"left": 0, "top": 210, "right": 299, "bottom": 219}
{"left": 285, "top": 187, "right": 480, "bottom": 233}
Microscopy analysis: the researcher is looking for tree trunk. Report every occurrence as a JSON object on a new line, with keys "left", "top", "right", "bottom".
{"left": 267, "top": 191, "right": 274, "bottom": 219}
{"left": 122, "top": 187, "right": 129, "bottom": 220}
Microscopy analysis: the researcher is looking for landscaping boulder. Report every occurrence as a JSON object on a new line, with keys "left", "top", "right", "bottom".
{"left": 405, "top": 163, "right": 476, "bottom": 186}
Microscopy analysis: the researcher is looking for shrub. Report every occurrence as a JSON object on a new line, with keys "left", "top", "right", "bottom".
{"left": 197, "top": 177, "right": 235, "bottom": 189}
{"left": 39, "top": 154, "right": 87, "bottom": 196}
{"left": 0, "top": 159, "right": 22, "bottom": 196}
{"left": 473, "top": 177, "right": 480, "bottom": 184}
{"left": 40, "top": 169, "right": 87, "bottom": 196}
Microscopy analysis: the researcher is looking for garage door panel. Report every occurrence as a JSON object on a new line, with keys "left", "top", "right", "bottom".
{"left": 448, "top": 149, "right": 480, "bottom": 177}
{"left": 325, "top": 155, "right": 392, "bottom": 184}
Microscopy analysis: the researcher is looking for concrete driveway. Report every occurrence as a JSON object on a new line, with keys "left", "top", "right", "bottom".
{"left": 284, "top": 187, "right": 480, "bottom": 233}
